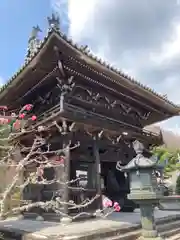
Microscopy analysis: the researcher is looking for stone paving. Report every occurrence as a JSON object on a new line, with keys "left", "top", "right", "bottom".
{"left": 0, "top": 209, "right": 180, "bottom": 239}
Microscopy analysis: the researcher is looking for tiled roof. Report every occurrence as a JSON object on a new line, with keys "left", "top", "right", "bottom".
{"left": 145, "top": 125, "right": 180, "bottom": 150}
{"left": 1, "top": 29, "right": 179, "bottom": 109}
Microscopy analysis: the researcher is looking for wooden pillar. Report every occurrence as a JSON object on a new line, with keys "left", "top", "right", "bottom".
{"left": 62, "top": 140, "right": 70, "bottom": 216}
{"left": 93, "top": 136, "right": 102, "bottom": 210}
{"left": 60, "top": 130, "right": 72, "bottom": 224}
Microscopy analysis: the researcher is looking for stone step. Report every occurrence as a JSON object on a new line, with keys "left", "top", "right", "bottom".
{"left": 161, "top": 228, "right": 180, "bottom": 239}
{"left": 168, "top": 233, "right": 180, "bottom": 240}
{"left": 158, "top": 220, "right": 180, "bottom": 233}
{"left": 103, "top": 230, "right": 140, "bottom": 240}
{"left": 69, "top": 220, "right": 180, "bottom": 240}
{"left": 62, "top": 225, "right": 140, "bottom": 240}
{"left": 100, "top": 220, "right": 180, "bottom": 240}
{"left": 2, "top": 214, "right": 180, "bottom": 240}
{"left": 103, "top": 227, "right": 180, "bottom": 240}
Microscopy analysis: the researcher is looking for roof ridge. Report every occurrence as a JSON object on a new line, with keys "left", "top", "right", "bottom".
{"left": 1, "top": 29, "right": 179, "bottom": 109}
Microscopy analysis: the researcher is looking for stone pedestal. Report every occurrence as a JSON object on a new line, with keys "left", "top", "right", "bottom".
{"left": 138, "top": 203, "right": 161, "bottom": 240}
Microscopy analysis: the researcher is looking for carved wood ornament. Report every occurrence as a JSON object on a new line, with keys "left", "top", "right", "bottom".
{"left": 30, "top": 47, "right": 151, "bottom": 131}
{"left": 71, "top": 85, "right": 151, "bottom": 122}
{"left": 31, "top": 48, "right": 75, "bottom": 115}
{"left": 55, "top": 48, "right": 75, "bottom": 112}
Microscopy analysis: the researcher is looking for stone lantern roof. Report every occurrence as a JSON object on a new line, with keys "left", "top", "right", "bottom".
{"left": 120, "top": 140, "right": 158, "bottom": 171}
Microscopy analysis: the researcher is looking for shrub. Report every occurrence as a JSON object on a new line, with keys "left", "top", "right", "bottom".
{"left": 176, "top": 175, "right": 180, "bottom": 195}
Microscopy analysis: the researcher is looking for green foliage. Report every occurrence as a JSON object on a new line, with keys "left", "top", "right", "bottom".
{"left": 176, "top": 175, "right": 180, "bottom": 195}
{"left": 153, "top": 146, "right": 180, "bottom": 177}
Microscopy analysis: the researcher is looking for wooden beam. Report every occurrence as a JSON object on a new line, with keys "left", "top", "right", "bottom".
{"left": 19, "top": 67, "right": 58, "bottom": 102}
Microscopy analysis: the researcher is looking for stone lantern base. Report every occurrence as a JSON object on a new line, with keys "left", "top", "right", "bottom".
{"left": 135, "top": 202, "right": 163, "bottom": 240}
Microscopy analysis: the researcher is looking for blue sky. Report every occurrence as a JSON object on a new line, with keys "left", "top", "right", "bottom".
{"left": 0, "top": 0, "right": 68, "bottom": 83}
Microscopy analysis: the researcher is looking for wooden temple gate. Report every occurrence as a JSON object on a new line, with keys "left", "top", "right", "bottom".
{"left": 16, "top": 51, "right": 166, "bottom": 219}
{"left": 0, "top": 14, "right": 179, "bottom": 221}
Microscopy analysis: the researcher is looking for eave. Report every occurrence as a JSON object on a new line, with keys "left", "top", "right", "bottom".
{"left": 51, "top": 33, "right": 180, "bottom": 116}
{"left": 0, "top": 29, "right": 179, "bottom": 118}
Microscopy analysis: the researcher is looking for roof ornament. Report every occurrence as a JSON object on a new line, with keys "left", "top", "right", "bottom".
{"left": 79, "top": 44, "right": 91, "bottom": 54}
{"left": 162, "top": 94, "right": 168, "bottom": 99}
{"left": 29, "top": 25, "right": 42, "bottom": 43}
{"left": 25, "top": 25, "right": 42, "bottom": 62}
{"left": 47, "top": 13, "right": 60, "bottom": 32}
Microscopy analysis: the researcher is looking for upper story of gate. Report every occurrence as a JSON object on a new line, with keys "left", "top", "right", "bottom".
{"left": 0, "top": 14, "right": 179, "bottom": 139}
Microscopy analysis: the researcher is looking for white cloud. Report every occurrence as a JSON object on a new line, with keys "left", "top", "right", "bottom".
{"left": 150, "top": 23, "right": 180, "bottom": 65}
{"left": 55, "top": 0, "right": 180, "bottom": 133}
{"left": 68, "top": 0, "right": 98, "bottom": 41}
{"left": 50, "top": 0, "right": 69, "bottom": 27}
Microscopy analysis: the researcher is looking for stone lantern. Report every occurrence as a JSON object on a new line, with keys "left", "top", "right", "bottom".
{"left": 118, "top": 140, "right": 163, "bottom": 240}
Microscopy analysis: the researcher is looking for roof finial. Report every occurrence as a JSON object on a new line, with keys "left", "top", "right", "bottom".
{"left": 28, "top": 25, "right": 42, "bottom": 42}
{"left": 25, "top": 25, "right": 42, "bottom": 62}
{"left": 47, "top": 12, "right": 60, "bottom": 32}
